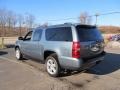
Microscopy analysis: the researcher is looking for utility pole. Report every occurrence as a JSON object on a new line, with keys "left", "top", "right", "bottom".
{"left": 95, "top": 13, "right": 99, "bottom": 25}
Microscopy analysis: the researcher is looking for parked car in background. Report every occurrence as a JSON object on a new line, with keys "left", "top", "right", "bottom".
{"left": 15, "top": 23, "right": 106, "bottom": 77}
{"left": 110, "top": 34, "right": 120, "bottom": 41}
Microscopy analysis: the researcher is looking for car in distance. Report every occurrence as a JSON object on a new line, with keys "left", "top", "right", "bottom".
{"left": 15, "top": 23, "right": 106, "bottom": 77}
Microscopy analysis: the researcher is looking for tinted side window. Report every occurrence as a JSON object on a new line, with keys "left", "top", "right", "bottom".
{"left": 32, "top": 29, "right": 42, "bottom": 41}
{"left": 46, "top": 27, "right": 72, "bottom": 41}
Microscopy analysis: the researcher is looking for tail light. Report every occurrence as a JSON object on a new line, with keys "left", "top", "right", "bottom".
{"left": 72, "top": 42, "right": 80, "bottom": 58}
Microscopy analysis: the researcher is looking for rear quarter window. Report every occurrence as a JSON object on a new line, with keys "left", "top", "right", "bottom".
{"left": 45, "top": 27, "right": 72, "bottom": 41}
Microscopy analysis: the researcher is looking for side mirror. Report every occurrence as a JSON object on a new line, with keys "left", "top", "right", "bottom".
{"left": 18, "top": 37, "right": 24, "bottom": 40}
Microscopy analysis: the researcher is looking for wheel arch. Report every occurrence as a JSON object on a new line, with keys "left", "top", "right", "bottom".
{"left": 15, "top": 45, "right": 19, "bottom": 50}
{"left": 44, "top": 50, "right": 58, "bottom": 60}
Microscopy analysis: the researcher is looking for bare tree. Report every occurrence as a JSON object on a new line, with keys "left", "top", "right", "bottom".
{"left": 6, "top": 11, "right": 15, "bottom": 31}
{"left": 41, "top": 22, "right": 48, "bottom": 28}
{"left": 25, "top": 13, "right": 35, "bottom": 31}
{"left": 18, "top": 14, "right": 24, "bottom": 36}
{"left": 79, "top": 12, "right": 92, "bottom": 25}
{"left": 0, "top": 9, "right": 7, "bottom": 36}
{"left": 0, "top": 9, "right": 18, "bottom": 36}
{"left": 12, "top": 14, "right": 17, "bottom": 31}
{"left": 0, "top": 8, "right": 37, "bottom": 36}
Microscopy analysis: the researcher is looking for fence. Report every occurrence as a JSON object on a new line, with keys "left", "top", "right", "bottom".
{"left": 0, "top": 37, "right": 17, "bottom": 49}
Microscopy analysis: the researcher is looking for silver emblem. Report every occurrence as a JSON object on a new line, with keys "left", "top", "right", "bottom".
{"left": 90, "top": 43, "right": 100, "bottom": 52}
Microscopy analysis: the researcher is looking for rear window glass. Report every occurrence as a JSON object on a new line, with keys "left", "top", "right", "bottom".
{"left": 76, "top": 26, "right": 103, "bottom": 41}
{"left": 46, "top": 27, "right": 72, "bottom": 41}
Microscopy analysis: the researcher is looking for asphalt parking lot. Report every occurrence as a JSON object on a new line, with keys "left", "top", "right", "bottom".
{"left": 0, "top": 47, "right": 120, "bottom": 90}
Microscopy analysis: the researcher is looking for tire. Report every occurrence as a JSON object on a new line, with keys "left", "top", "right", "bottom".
{"left": 45, "top": 53, "right": 60, "bottom": 77}
{"left": 15, "top": 48, "right": 23, "bottom": 60}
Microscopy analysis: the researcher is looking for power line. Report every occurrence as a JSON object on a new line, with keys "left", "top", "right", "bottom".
{"left": 97, "top": 12, "right": 120, "bottom": 16}
{"left": 47, "top": 17, "right": 77, "bottom": 22}
{"left": 46, "top": 11, "right": 120, "bottom": 22}
{"left": 94, "top": 12, "right": 120, "bottom": 25}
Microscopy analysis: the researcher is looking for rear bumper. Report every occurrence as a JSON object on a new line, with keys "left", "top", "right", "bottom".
{"left": 60, "top": 51, "right": 106, "bottom": 70}
{"left": 80, "top": 53, "right": 105, "bottom": 70}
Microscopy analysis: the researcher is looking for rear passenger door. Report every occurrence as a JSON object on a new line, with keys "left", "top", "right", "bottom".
{"left": 28, "top": 29, "right": 43, "bottom": 60}
{"left": 45, "top": 27, "right": 73, "bottom": 58}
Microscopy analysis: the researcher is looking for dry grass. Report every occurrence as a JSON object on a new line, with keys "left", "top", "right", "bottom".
{"left": 0, "top": 27, "right": 28, "bottom": 37}
{"left": 99, "top": 26, "right": 120, "bottom": 34}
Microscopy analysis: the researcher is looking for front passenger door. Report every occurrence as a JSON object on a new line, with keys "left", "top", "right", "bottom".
{"left": 20, "top": 31, "right": 33, "bottom": 56}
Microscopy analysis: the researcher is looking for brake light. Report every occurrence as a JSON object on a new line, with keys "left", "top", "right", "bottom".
{"left": 72, "top": 42, "right": 80, "bottom": 58}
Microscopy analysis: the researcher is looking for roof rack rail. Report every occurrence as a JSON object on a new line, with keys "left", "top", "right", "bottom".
{"left": 64, "top": 22, "right": 72, "bottom": 24}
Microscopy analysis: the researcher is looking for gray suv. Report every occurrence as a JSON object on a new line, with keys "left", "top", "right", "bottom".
{"left": 15, "top": 23, "right": 105, "bottom": 77}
